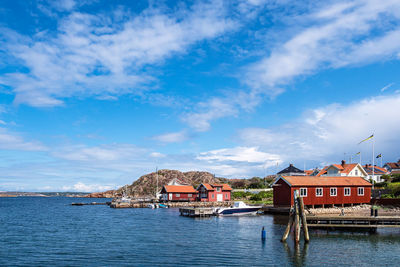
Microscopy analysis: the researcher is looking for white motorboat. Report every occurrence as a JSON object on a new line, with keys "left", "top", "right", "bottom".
{"left": 214, "top": 201, "right": 262, "bottom": 216}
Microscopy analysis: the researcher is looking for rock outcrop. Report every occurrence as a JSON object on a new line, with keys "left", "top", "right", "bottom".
{"left": 123, "top": 169, "right": 222, "bottom": 198}
{"left": 85, "top": 190, "right": 116, "bottom": 198}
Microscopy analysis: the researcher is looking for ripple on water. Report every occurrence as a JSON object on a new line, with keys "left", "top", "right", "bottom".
{"left": 1, "top": 197, "right": 400, "bottom": 266}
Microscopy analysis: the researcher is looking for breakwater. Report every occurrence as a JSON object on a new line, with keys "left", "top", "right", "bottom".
{"left": 110, "top": 201, "right": 233, "bottom": 208}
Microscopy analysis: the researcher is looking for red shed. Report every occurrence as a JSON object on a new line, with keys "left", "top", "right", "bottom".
{"left": 161, "top": 185, "right": 198, "bottom": 202}
{"left": 273, "top": 175, "right": 372, "bottom": 208}
{"left": 197, "top": 183, "right": 232, "bottom": 202}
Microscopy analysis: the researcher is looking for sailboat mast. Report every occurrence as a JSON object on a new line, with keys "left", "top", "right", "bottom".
{"left": 156, "top": 167, "right": 158, "bottom": 200}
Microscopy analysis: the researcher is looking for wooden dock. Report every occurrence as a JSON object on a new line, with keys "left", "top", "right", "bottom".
{"left": 179, "top": 207, "right": 215, "bottom": 217}
{"left": 71, "top": 202, "right": 110, "bottom": 206}
{"left": 306, "top": 215, "right": 400, "bottom": 229}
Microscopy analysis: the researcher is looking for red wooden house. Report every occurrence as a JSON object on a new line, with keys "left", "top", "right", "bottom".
{"left": 273, "top": 175, "right": 372, "bottom": 208}
{"left": 160, "top": 185, "right": 198, "bottom": 202}
{"left": 197, "top": 183, "right": 232, "bottom": 202}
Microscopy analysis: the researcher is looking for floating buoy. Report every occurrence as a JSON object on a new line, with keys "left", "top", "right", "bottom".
{"left": 261, "top": 226, "right": 266, "bottom": 240}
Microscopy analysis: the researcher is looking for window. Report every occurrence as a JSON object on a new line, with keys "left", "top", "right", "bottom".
{"left": 176, "top": 193, "right": 180, "bottom": 197}
{"left": 330, "top": 187, "right": 337, "bottom": 196}
{"left": 225, "top": 194, "right": 228, "bottom": 198}
{"left": 216, "top": 187, "right": 221, "bottom": 192}
{"left": 188, "top": 194, "right": 192, "bottom": 197}
{"left": 300, "top": 188, "right": 307, "bottom": 197}
{"left": 344, "top": 187, "right": 351, "bottom": 196}
{"left": 355, "top": 170, "right": 358, "bottom": 176}
{"left": 358, "top": 187, "right": 364, "bottom": 196}
{"left": 316, "top": 188, "right": 323, "bottom": 197}
{"left": 212, "top": 194, "right": 214, "bottom": 198}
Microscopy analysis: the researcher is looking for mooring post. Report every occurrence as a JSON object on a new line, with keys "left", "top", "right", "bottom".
{"left": 294, "top": 190, "right": 300, "bottom": 244}
{"left": 281, "top": 208, "right": 294, "bottom": 242}
{"left": 261, "top": 226, "right": 266, "bottom": 240}
{"left": 299, "top": 196, "right": 310, "bottom": 243}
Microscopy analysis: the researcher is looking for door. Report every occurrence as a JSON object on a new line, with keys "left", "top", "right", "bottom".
{"left": 217, "top": 194, "right": 223, "bottom": 202}
{"left": 169, "top": 193, "right": 172, "bottom": 200}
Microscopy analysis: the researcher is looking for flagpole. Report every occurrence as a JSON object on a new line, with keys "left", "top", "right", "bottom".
{"left": 360, "top": 152, "right": 362, "bottom": 165}
{"left": 372, "top": 137, "right": 375, "bottom": 190}
{"left": 381, "top": 155, "right": 383, "bottom": 168}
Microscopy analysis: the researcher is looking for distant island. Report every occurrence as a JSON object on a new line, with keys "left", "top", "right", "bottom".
{"left": 1, "top": 169, "right": 274, "bottom": 198}
{"left": 0, "top": 192, "right": 89, "bottom": 197}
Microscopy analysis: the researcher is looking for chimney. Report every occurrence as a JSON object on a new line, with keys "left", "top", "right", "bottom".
{"left": 289, "top": 163, "right": 293, "bottom": 167}
{"left": 341, "top": 160, "right": 346, "bottom": 166}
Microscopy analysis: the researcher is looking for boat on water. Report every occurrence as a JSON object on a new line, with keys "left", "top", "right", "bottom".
{"left": 214, "top": 201, "right": 262, "bottom": 216}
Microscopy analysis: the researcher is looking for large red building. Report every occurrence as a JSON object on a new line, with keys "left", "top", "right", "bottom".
{"left": 160, "top": 185, "right": 198, "bottom": 201}
{"left": 197, "top": 183, "right": 232, "bottom": 202}
{"left": 273, "top": 176, "right": 372, "bottom": 208}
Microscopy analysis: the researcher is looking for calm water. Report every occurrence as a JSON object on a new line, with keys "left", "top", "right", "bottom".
{"left": 1, "top": 197, "right": 400, "bottom": 266}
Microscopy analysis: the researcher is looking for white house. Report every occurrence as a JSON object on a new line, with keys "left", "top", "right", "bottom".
{"left": 318, "top": 160, "right": 368, "bottom": 179}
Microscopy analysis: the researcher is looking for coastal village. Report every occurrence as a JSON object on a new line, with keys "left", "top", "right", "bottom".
{"left": 100, "top": 158, "right": 400, "bottom": 215}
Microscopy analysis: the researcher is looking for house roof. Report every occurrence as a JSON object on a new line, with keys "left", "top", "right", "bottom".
{"left": 201, "top": 183, "right": 215, "bottom": 191}
{"left": 304, "top": 170, "right": 314, "bottom": 176}
{"left": 277, "top": 164, "right": 304, "bottom": 174}
{"left": 215, "top": 184, "right": 232, "bottom": 191}
{"left": 200, "top": 183, "right": 232, "bottom": 191}
{"left": 362, "top": 165, "right": 388, "bottom": 175}
{"left": 318, "top": 162, "right": 365, "bottom": 176}
{"left": 316, "top": 166, "right": 328, "bottom": 176}
{"left": 163, "top": 185, "right": 198, "bottom": 193}
{"left": 276, "top": 176, "right": 372, "bottom": 187}
{"left": 385, "top": 162, "right": 400, "bottom": 169}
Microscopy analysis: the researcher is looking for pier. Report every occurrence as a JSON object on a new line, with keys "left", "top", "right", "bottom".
{"left": 179, "top": 207, "right": 215, "bottom": 217}
{"left": 306, "top": 215, "right": 400, "bottom": 230}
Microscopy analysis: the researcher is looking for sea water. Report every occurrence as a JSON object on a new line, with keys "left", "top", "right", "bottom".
{"left": 1, "top": 197, "right": 400, "bottom": 266}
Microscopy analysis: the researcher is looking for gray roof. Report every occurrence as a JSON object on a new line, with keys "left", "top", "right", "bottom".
{"left": 277, "top": 164, "right": 304, "bottom": 174}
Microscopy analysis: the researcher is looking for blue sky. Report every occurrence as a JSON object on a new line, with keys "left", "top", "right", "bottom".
{"left": 1, "top": 0, "right": 400, "bottom": 192}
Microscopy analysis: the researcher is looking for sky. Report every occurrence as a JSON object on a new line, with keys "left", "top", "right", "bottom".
{"left": 1, "top": 0, "right": 400, "bottom": 192}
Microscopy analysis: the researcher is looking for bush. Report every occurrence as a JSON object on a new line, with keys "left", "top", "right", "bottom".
{"left": 387, "top": 182, "right": 400, "bottom": 197}
{"left": 250, "top": 194, "right": 263, "bottom": 201}
{"left": 375, "top": 181, "right": 387, "bottom": 188}
{"left": 391, "top": 174, "right": 400, "bottom": 183}
{"left": 232, "top": 191, "right": 253, "bottom": 199}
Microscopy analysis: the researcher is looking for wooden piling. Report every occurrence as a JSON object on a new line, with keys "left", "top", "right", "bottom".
{"left": 294, "top": 191, "right": 300, "bottom": 244}
{"left": 281, "top": 209, "right": 294, "bottom": 242}
{"left": 299, "top": 196, "right": 309, "bottom": 242}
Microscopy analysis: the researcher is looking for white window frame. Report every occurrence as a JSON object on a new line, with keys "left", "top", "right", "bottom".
{"left": 188, "top": 194, "right": 192, "bottom": 197}
{"left": 225, "top": 193, "right": 228, "bottom": 198}
{"left": 175, "top": 193, "right": 180, "bottom": 197}
{"left": 330, "top": 187, "right": 337, "bottom": 196}
{"left": 316, "top": 188, "right": 323, "bottom": 197}
{"left": 300, "top": 188, "right": 307, "bottom": 197}
{"left": 355, "top": 170, "right": 358, "bottom": 176}
{"left": 358, "top": 187, "right": 364, "bottom": 196}
{"left": 344, "top": 187, "right": 351, "bottom": 196}
{"left": 216, "top": 187, "right": 221, "bottom": 192}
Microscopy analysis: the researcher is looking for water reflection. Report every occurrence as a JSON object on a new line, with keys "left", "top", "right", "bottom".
{"left": 283, "top": 241, "right": 309, "bottom": 267}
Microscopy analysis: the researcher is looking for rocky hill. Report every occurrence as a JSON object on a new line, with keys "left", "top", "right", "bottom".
{"left": 84, "top": 190, "right": 117, "bottom": 198}
{"left": 122, "top": 169, "right": 223, "bottom": 198}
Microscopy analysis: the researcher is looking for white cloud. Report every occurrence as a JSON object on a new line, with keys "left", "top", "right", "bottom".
{"left": 150, "top": 152, "right": 166, "bottom": 158}
{"left": 62, "top": 182, "right": 114, "bottom": 192}
{"left": 52, "top": 144, "right": 145, "bottom": 161}
{"left": 246, "top": 0, "right": 400, "bottom": 91}
{"left": 197, "top": 146, "right": 281, "bottom": 164}
{"left": 0, "top": 1, "right": 235, "bottom": 107}
{"left": 380, "top": 83, "right": 394, "bottom": 92}
{"left": 0, "top": 128, "right": 46, "bottom": 151}
{"left": 153, "top": 131, "right": 188, "bottom": 143}
{"left": 238, "top": 93, "right": 400, "bottom": 164}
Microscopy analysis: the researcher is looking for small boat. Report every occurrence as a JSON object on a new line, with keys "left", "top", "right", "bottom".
{"left": 147, "top": 204, "right": 158, "bottom": 209}
{"left": 214, "top": 201, "right": 262, "bottom": 216}
{"left": 159, "top": 203, "right": 169, "bottom": 208}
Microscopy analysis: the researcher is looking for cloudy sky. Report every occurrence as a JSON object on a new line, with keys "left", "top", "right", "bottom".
{"left": 1, "top": 0, "right": 400, "bottom": 192}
